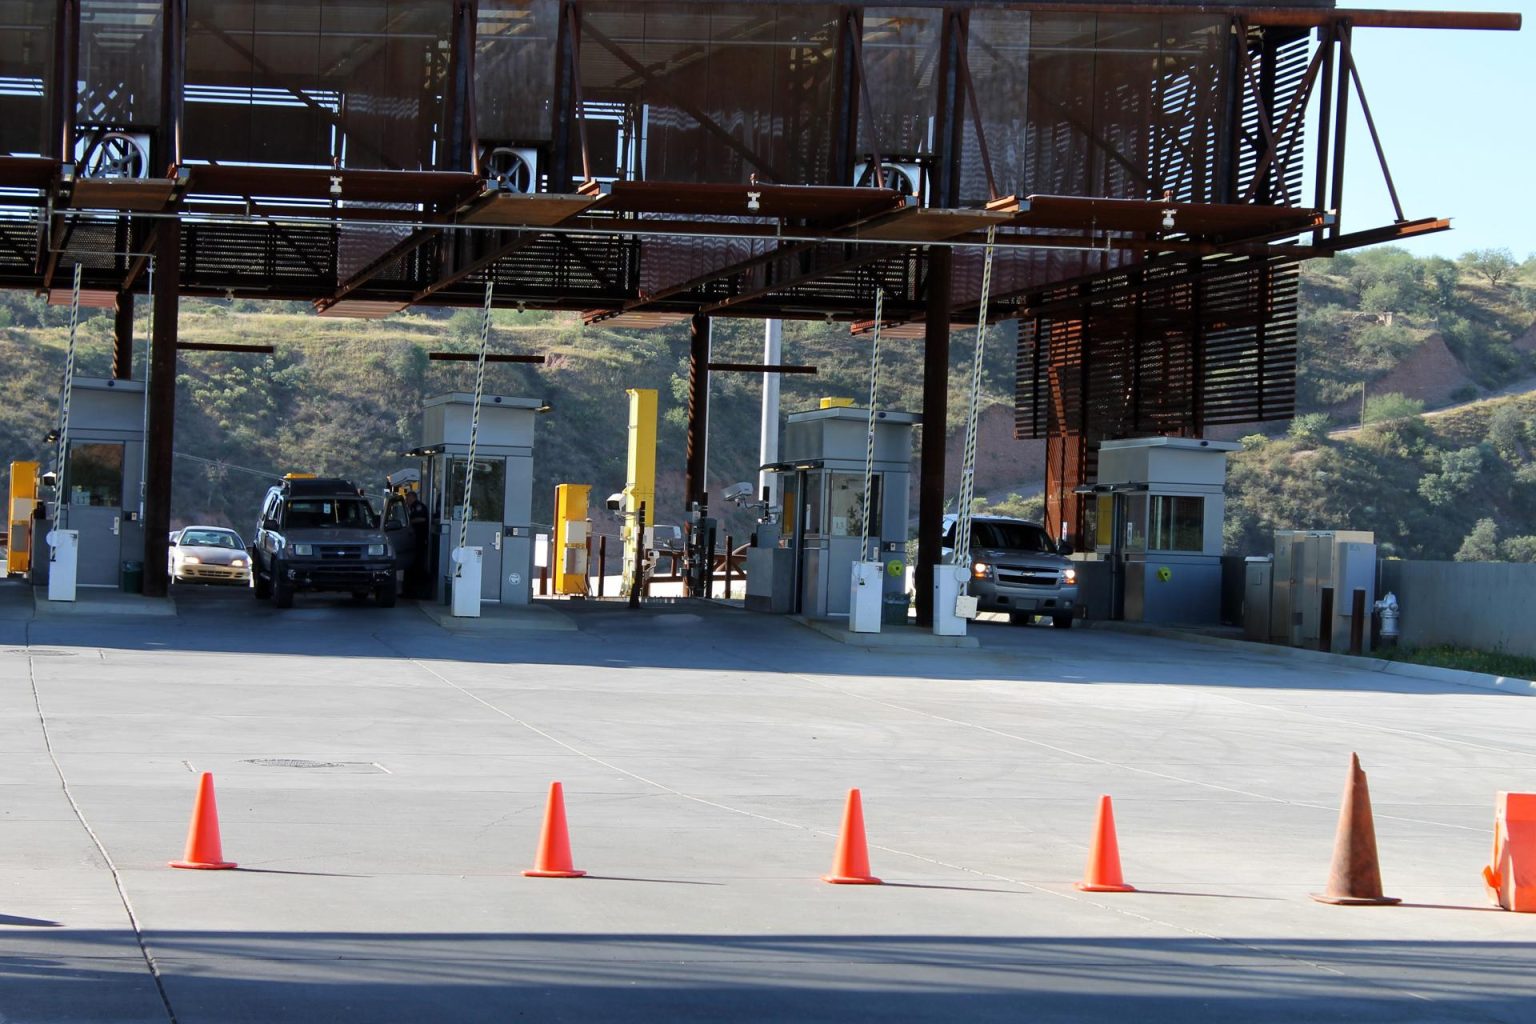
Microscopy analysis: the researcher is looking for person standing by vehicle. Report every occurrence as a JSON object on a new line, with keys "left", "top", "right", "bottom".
{"left": 404, "top": 489, "right": 429, "bottom": 595}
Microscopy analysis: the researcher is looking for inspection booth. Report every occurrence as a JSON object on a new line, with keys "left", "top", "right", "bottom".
{"left": 36, "top": 378, "right": 147, "bottom": 592}
{"left": 413, "top": 393, "right": 539, "bottom": 606}
{"left": 1088, "top": 436, "right": 1238, "bottom": 625}
{"left": 749, "top": 403, "right": 916, "bottom": 619}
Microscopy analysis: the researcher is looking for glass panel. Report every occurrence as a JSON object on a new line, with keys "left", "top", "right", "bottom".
{"left": 826, "top": 472, "right": 881, "bottom": 538}
{"left": 476, "top": 0, "right": 558, "bottom": 144}
{"left": 77, "top": 0, "right": 162, "bottom": 133}
{"left": 283, "top": 496, "right": 378, "bottom": 529}
{"left": 1149, "top": 494, "right": 1204, "bottom": 552}
{"left": 447, "top": 458, "right": 506, "bottom": 522}
{"left": 579, "top": 3, "right": 840, "bottom": 188}
{"left": 184, "top": 0, "right": 450, "bottom": 170}
{"left": 802, "top": 471, "right": 823, "bottom": 535}
{"left": 1121, "top": 493, "right": 1147, "bottom": 552}
{"left": 857, "top": 9, "right": 940, "bottom": 163}
{"left": 0, "top": 0, "right": 55, "bottom": 156}
{"left": 973, "top": 520, "right": 1054, "bottom": 552}
{"left": 779, "top": 475, "right": 797, "bottom": 540}
{"left": 67, "top": 442, "right": 124, "bottom": 506}
{"left": 1094, "top": 494, "right": 1112, "bottom": 549}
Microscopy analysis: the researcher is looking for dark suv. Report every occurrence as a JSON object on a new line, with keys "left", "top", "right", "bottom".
{"left": 252, "top": 477, "right": 397, "bottom": 609}
{"left": 942, "top": 514, "right": 1080, "bottom": 628}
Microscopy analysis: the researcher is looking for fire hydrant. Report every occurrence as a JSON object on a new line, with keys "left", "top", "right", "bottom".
{"left": 1374, "top": 592, "right": 1400, "bottom": 644}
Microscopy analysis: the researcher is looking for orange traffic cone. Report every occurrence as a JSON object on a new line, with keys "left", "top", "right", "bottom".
{"left": 1075, "top": 794, "right": 1134, "bottom": 892}
{"left": 823, "top": 788, "right": 881, "bottom": 884}
{"left": 522, "top": 781, "right": 586, "bottom": 878}
{"left": 169, "top": 772, "right": 236, "bottom": 870}
{"left": 1310, "top": 753, "right": 1400, "bottom": 906}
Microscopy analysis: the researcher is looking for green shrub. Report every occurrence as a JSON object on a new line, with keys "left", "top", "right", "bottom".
{"left": 1363, "top": 392, "right": 1424, "bottom": 425}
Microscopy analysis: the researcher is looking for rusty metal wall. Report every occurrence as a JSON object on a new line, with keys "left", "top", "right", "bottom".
{"left": 183, "top": 0, "right": 450, "bottom": 170}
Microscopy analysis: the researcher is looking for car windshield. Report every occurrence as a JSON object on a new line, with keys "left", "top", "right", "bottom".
{"left": 973, "top": 521, "right": 1055, "bottom": 553}
{"left": 285, "top": 498, "right": 377, "bottom": 530}
{"left": 181, "top": 529, "right": 241, "bottom": 548}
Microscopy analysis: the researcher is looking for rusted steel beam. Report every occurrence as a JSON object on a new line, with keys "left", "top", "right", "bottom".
{"left": 142, "top": 220, "right": 179, "bottom": 599}
{"left": 1345, "top": 47, "right": 1406, "bottom": 223}
{"left": 176, "top": 343, "right": 277, "bottom": 354}
{"left": 706, "top": 362, "right": 817, "bottom": 375}
{"left": 1244, "top": 8, "right": 1520, "bottom": 30}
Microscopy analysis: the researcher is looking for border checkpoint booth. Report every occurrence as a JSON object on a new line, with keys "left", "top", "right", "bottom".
{"left": 1086, "top": 436, "right": 1238, "bottom": 625}
{"left": 412, "top": 393, "right": 539, "bottom": 607}
{"left": 749, "top": 402, "right": 916, "bottom": 621}
{"left": 37, "top": 378, "right": 148, "bottom": 595}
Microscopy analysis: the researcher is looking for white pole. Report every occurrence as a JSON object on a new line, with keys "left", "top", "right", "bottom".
{"left": 758, "top": 318, "right": 782, "bottom": 506}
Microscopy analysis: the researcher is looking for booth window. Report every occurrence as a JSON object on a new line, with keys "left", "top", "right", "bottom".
{"left": 1122, "top": 494, "right": 1148, "bottom": 552}
{"left": 826, "top": 473, "right": 880, "bottom": 538}
{"left": 1149, "top": 495, "right": 1204, "bottom": 552}
{"left": 447, "top": 459, "right": 506, "bottom": 522}
{"left": 67, "top": 442, "right": 123, "bottom": 506}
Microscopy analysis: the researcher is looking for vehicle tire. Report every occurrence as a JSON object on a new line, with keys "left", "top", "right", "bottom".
{"left": 1008, "top": 610, "right": 1033, "bottom": 626}
{"left": 1052, "top": 614, "right": 1074, "bottom": 630}
{"left": 271, "top": 565, "right": 294, "bottom": 609}
{"left": 252, "top": 569, "right": 270, "bottom": 600}
{"left": 376, "top": 581, "right": 397, "bottom": 608}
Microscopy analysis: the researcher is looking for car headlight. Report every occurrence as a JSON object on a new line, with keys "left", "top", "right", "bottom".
{"left": 291, "top": 543, "right": 313, "bottom": 556}
{"left": 971, "top": 561, "right": 993, "bottom": 580}
{"left": 368, "top": 542, "right": 390, "bottom": 557}
{"left": 1062, "top": 567, "right": 1077, "bottom": 584}
{"left": 230, "top": 558, "right": 246, "bottom": 568}
{"left": 182, "top": 555, "right": 201, "bottom": 565}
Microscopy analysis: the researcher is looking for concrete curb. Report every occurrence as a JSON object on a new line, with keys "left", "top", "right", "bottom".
{"left": 1087, "top": 620, "right": 1536, "bottom": 697}
{"left": 30, "top": 589, "right": 178, "bottom": 618}
{"left": 415, "top": 600, "right": 578, "bottom": 632}
{"left": 792, "top": 615, "right": 981, "bottom": 649}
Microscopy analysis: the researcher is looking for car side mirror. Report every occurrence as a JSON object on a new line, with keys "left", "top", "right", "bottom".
{"left": 1058, "top": 537, "right": 1074, "bottom": 556}
{"left": 384, "top": 519, "right": 402, "bottom": 530}
{"left": 262, "top": 517, "right": 279, "bottom": 531}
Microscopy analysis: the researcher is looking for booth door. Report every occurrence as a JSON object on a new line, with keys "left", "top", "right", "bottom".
{"left": 66, "top": 442, "right": 125, "bottom": 587}
{"left": 446, "top": 457, "right": 507, "bottom": 603}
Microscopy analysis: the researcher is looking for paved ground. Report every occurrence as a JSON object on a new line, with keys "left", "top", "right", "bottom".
{"left": 2, "top": 580, "right": 1534, "bottom": 1023}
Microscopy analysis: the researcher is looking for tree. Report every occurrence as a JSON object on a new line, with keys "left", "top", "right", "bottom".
{"left": 1486, "top": 404, "right": 1529, "bottom": 461}
{"left": 1287, "top": 413, "right": 1330, "bottom": 444}
{"left": 1362, "top": 392, "right": 1424, "bottom": 425}
{"left": 1500, "top": 536, "right": 1536, "bottom": 563}
{"left": 1462, "top": 247, "right": 1517, "bottom": 287}
{"left": 1455, "top": 518, "right": 1500, "bottom": 562}
{"left": 1417, "top": 445, "right": 1484, "bottom": 507}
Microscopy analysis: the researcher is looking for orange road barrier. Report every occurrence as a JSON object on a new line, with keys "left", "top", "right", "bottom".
{"left": 1075, "top": 794, "right": 1135, "bottom": 893}
{"left": 1482, "top": 792, "right": 1536, "bottom": 912}
{"left": 523, "top": 781, "right": 586, "bottom": 878}
{"left": 1310, "top": 753, "right": 1399, "bottom": 905}
{"left": 169, "top": 772, "right": 237, "bottom": 870}
{"left": 823, "top": 788, "right": 882, "bottom": 885}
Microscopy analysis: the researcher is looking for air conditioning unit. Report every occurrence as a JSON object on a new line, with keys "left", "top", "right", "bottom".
{"left": 853, "top": 157, "right": 929, "bottom": 206}
{"left": 482, "top": 146, "right": 541, "bottom": 194}
{"left": 74, "top": 129, "right": 152, "bottom": 179}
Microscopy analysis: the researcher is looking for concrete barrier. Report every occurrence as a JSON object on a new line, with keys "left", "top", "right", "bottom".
{"left": 1380, "top": 559, "right": 1536, "bottom": 658}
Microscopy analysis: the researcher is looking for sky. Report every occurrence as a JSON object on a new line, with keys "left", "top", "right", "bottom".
{"left": 1338, "top": 0, "right": 1535, "bottom": 258}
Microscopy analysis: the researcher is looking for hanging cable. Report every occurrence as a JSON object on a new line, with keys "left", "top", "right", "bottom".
{"left": 950, "top": 225, "right": 998, "bottom": 566}
{"left": 858, "top": 286, "right": 885, "bottom": 562}
{"left": 457, "top": 278, "right": 494, "bottom": 554}
{"left": 52, "top": 264, "right": 83, "bottom": 529}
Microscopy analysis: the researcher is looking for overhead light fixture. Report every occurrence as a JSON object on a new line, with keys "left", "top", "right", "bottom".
{"left": 1161, "top": 208, "right": 1176, "bottom": 230}
{"left": 329, "top": 176, "right": 343, "bottom": 197}
{"left": 746, "top": 191, "right": 762, "bottom": 212}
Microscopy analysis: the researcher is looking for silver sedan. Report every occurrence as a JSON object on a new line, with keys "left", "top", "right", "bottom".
{"left": 168, "top": 526, "right": 252, "bottom": 585}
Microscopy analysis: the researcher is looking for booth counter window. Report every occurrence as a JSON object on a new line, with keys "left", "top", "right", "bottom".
{"left": 67, "top": 442, "right": 124, "bottom": 507}
{"left": 827, "top": 473, "right": 881, "bottom": 538}
{"left": 1149, "top": 495, "right": 1205, "bottom": 552}
{"left": 447, "top": 458, "right": 506, "bottom": 522}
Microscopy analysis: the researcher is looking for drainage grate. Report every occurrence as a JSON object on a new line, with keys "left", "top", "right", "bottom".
{"left": 242, "top": 758, "right": 388, "bottom": 773}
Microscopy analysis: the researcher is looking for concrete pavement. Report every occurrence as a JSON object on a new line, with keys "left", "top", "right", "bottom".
{"left": 2, "top": 580, "right": 1535, "bottom": 1022}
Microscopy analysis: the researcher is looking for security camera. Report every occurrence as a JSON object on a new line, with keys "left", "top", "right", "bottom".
{"left": 722, "top": 481, "right": 754, "bottom": 503}
{"left": 41, "top": 471, "right": 58, "bottom": 488}
{"left": 605, "top": 492, "right": 624, "bottom": 512}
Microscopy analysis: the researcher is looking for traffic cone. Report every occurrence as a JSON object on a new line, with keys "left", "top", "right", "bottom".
{"left": 1075, "top": 794, "right": 1135, "bottom": 892}
{"left": 1310, "top": 753, "right": 1400, "bottom": 905}
{"left": 522, "top": 781, "right": 586, "bottom": 878}
{"left": 823, "top": 788, "right": 881, "bottom": 884}
{"left": 169, "top": 772, "right": 236, "bottom": 870}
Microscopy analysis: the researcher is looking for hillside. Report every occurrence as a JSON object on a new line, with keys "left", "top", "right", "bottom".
{"left": 0, "top": 294, "right": 1026, "bottom": 541}
{"left": 1, "top": 246, "right": 1532, "bottom": 561}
